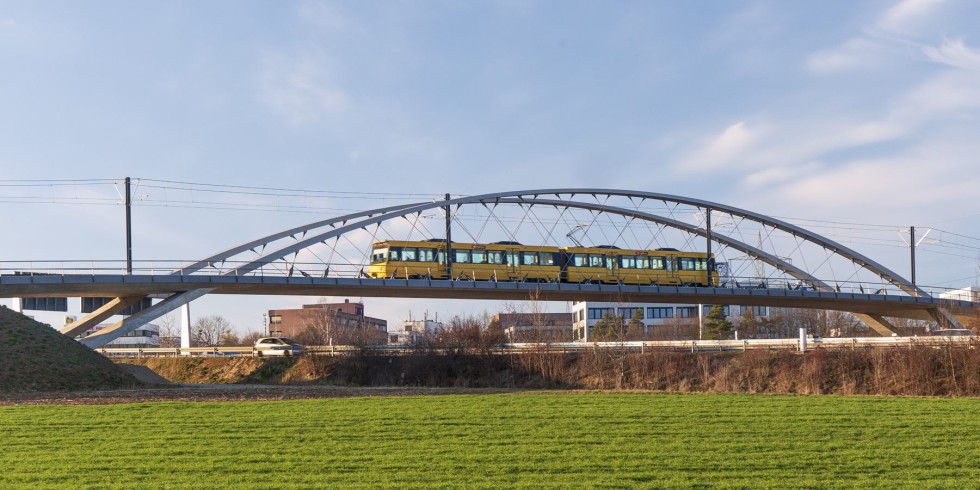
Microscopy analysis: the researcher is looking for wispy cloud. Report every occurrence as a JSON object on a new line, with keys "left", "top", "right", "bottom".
{"left": 679, "top": 121, "right": 764, "bottom": 171}
{"left": 806, "top": 38, "right": 883, "bottom": 74}
{"left": 258, "top": 54, "right": 348, "bottom": 125}
{"left": 876, "top": 0, "right": 945, "bottom": 33}
{"left": 922, "top": 38, "right": 980, "bottom": 72}
{"left": 805, "top": 0, "right": 948, "bottom": 74}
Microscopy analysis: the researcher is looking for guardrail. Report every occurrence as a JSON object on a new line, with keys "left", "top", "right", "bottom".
{"left": 97, "top": 336, "right": 977, "bottom": 358}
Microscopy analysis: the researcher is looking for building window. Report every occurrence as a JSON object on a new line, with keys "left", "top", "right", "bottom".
{"left": 22, "top": 297, "right": 68, "bottom": 312}
{"left": 269, "top": 315, "right": 282, "bottom": 324}
{"left": 646, "top": 307, "right": 673, "bottom": 319}
{"left": 617, "top": 307, "right": 642, "bottom": 319}
{"left": 677, "top": 307, "right": 697, "bottom": 318}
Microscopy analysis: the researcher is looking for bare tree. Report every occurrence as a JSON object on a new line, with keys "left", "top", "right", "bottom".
{"left": 294, "top": 305, "right": 386, "bottom": 346}
{"left": 240, "top": 330, "right": 265, "bottom": 346}
{"left": 157, "top": 314, "right": 180, "bottom": 348}
{"left": 192, "top": 315, "right": 234, "bottom": 347}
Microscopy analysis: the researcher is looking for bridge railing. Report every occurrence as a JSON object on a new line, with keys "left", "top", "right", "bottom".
{"left": 1, "top": 259, "right": 972, "bottom": 301}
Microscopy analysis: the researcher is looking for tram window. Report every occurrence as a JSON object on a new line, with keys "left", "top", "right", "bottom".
{"left": 678, "top": 258, "right": 697, "bottom": 270}
{"left": 650, "top": 257, "right": 665, "bottom": 270}
{"left": 588, "top": 255, "right": 604, "bottom": 267}
{"left": 454, "top": 250, "right": 470, "bottom": 263}
{"left": 505, "top": 252, "right": 519, "bottom": 266}
{"left": 389, "top": 247, "right": 402, "bottom": 261}
{"left": 472, "top": 250, "right": 486, "bottom": 264}
{"left": 696, "top": 258, "right": 707, "bottom": 271}
{"left": 418, "top": 248, "right": 435, "bottom": 263}
{"left": 371, "top": 248, "right": 388, "bottom": 264}
{"left": 636, "top": 257, "right": 649, "bottom": 269}
{"left": 540, "top": 252, "right": 556, "bottom": 266}
{"left": 487, "top": 251, "right": 504, "bottom": 264}
{"left": 604, "top": 256, "right": 614, "bottom": 270}
{"left": 522, "top": 252, "right": 539, "bottom": 265}
{"left": 401, "top": 248, "right": 417, "bottom": 261}
{"left": 572, "top": 254, "right": 586, "bottom": 267}
{"left": 438, "top": 251, "right": 446, "bottom": 264}
{"left": 620, "top": 256, "right": 636, "bottom": 269}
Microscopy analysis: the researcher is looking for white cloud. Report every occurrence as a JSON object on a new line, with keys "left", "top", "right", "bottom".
{"left": 806, "top": 38, "right": 882, "bottom": 74}
{"left": 679, "top": 121, "right": 763, "bottom": 171}
{"left": 258, "top": 55, "right": 348, "bottom": 125}
{"left": 672, "top": 64, "right": 980, "bottom": 201}
{"left": 922, "top": 38, "right": 980, "bottom": 72}
{"left": 876, "top": 0, "right": 945, "bottom": 33}
{"left": 769, "top": 150, "right": 979, "bottom": 216}
{"left": 744, "top": 162, "right": 824, "bottom": 188}
{"left": 805, "top": 0, "right": 951, "bottom": 75}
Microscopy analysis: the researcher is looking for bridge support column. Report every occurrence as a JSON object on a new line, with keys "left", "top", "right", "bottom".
{"left": 853, "top": 313, "right": 898, "bottom": 337}
{"left": 180, "top": 303, "right": 192, "bottom": 349}
{"left": 60, "top": 296, "right": 146, "bottom": 338}
{"left": 80, "top": 288, "right": 213, "bottom": 349}
{"left": 11, "top": 297, "right": 22, "bottom": 314}
{"left": 927, "top": 307, "right": 963, "bottom": 330}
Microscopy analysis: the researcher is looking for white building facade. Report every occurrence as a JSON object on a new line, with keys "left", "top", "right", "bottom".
{"left": 571, "top": 300, "right": 769, "bottom": 341}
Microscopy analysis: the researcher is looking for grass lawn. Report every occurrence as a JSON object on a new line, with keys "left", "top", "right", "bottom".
{"left": 1, "top": 392, "right": 978, "bottom": 488}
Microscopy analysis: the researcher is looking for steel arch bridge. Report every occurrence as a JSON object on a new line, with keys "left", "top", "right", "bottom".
{"left": 0, "top": 189, "right": 973, "bottom": 347}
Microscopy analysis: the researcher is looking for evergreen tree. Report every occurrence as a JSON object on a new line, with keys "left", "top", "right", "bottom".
{"left": 702, "top": 305, "right": 733, "bottom": 340}
{"left": 626, "top": 309, "right": 646, "bottom": 340}
{"left": 592, "top": 313, "right": 625, "bottom": 341}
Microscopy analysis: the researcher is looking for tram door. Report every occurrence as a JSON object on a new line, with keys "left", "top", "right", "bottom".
{"left": 664, "top": 255, "right": 681, "bottom": 285}
{"left": 604, "top": 254, "right": 619, "bottom": 284}
{"left": 506, "top": 248, "right": 520, "bottom": 281}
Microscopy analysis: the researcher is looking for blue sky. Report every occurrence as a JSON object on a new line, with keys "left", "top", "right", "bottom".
{"left": 2, "top": 0, "right": 980, "bottom": 333}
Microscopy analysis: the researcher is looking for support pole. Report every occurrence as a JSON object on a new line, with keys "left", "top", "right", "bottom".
{"left": 705, "top": 207, "right": 712, "bottom": 287}
{"left": 125, "top": 177, "right": 133, "bottom": 275}
{"left": 445, "top": 193, "right": 453, "bottom": 280}
{"left": 698, "top": 303, "right": 703, "bottom": 340}
{"left": 910, "top": 226, "right": 916, "bottom": 289}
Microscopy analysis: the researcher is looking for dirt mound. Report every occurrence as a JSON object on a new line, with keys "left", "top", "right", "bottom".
{"left": 119, "top": 357, "right": 281, "bottom": 384}
{"left": 116, "top": 364, "right": 172, "bottom": 385}
{"left": 0, "top": 306, "right": 142, "bottom": 392}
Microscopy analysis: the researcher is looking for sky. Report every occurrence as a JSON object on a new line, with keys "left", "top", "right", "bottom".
{"left": 2, "top": 0, "right": 980, "bottom": 334}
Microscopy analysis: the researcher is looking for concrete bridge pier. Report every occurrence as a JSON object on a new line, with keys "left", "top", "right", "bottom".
{"left": 180, "top": 303, "right": 192, "bottom": 349}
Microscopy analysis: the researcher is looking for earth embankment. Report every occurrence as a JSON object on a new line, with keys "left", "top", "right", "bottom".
{"left": 0, "top": 306, "right": 142, "bottom": 392}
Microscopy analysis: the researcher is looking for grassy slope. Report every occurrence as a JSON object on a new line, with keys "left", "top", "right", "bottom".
{"left": 1, "top": 393, "right": 978, "bottom": 488}
{"left": 0, "top": 307, "right": 141, "bottom": 391}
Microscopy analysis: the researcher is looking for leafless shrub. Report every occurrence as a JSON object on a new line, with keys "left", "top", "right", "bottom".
{"left": 191, "top": 315, "right": 234, "bottom": 347}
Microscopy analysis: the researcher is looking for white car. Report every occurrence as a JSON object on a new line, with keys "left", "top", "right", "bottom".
{"left": 253, "top": 337, "right": 304, "bottom": 357}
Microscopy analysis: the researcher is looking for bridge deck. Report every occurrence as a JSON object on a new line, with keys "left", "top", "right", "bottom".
{"left": 1, "top": 274, "right": 974, "bottom": 320}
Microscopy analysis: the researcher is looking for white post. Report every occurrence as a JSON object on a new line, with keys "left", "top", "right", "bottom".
{"left": 180, "top": 303, "right": 192, "bottom": 350}
{"left": 12, "top": 298, "right": 23, "bottom": 314}
{"left": 799, "top": 328, "right": 807, "bottom": 352}
{"left": 698, "top": 303, "right": 704, "bottom": 340}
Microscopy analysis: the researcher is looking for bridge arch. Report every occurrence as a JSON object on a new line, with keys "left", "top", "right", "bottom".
{"left": 76, "top": 189, "right": 957, "bottom": 346}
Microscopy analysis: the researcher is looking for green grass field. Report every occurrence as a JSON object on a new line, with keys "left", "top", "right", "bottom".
{"left": 1, "top": 393, "right": 978, "bottom": 488}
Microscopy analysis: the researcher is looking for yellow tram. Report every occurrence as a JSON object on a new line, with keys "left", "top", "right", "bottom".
{"left": 367, "top": 240, "right": 717, "bottom": 286}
